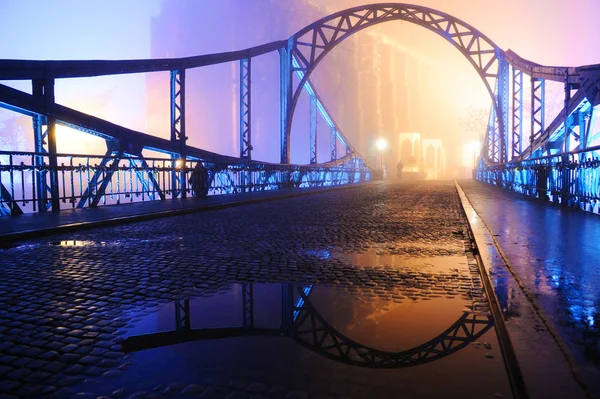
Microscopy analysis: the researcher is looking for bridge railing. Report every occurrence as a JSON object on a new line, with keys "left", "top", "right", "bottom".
{"left": 0, "top": 150, "right": 370, "bottom": 215}
{"left": 477, "top": 145, "right": 600, "bottom": 211}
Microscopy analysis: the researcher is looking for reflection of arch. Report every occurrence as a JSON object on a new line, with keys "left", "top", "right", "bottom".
{"left": 122, "top": 284, "right": 493, "bottom": 369}
{"left": 400, "top": 139, "right": 413, "bottom": 164}
{"left": 425, "top": 145, "right": 435, "bottom": 168}
{"left": 284, "top": 3, "right": 506, "bottom": 163}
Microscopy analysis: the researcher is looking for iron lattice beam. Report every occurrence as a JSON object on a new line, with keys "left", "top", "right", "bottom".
{"left": 240, "top": 58, "right": 252, "bottom": 160}
{"left": 242, "top": 283, "right": 254, "bottom": 329}
{"left": 170, "top": 69, "right": 187, "bottom": 198}
{"left": 530, "top": 77, "right": 545, "bottom": 151}
{"left": 512, "top": 68, "right": 524, "bottom": 158}
{"left": 175, "top": 300, "right": 191, "bottom": 332}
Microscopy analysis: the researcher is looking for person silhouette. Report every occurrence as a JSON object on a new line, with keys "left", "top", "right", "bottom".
{"left": 397, "top": 161, "right": 404, "bottom": 180}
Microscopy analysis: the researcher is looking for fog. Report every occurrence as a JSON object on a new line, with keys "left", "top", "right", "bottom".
{"left": 1, "top": 0, "right": 598, "bottom": 176}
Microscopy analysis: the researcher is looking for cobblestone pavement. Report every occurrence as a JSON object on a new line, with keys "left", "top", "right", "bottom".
{"left": 0, "top": 181, "right": 506, "bottom": 398}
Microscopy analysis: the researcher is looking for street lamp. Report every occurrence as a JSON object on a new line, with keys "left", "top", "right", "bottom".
{"left": 375, "top": 138, "right": 388, "bottom": 170}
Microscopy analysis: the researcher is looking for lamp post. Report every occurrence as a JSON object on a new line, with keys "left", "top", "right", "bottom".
{"left": 375, "top": 138, "right": 388, "bottom": 171}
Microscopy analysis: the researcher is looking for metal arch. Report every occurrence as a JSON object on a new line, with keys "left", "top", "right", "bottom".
{"left": 284, "top": 3, "right": 508, "bottom": 164}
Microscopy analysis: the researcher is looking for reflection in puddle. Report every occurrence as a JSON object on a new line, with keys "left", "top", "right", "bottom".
{"left": 122, "top": 283, "right": 492, "bottom": 368}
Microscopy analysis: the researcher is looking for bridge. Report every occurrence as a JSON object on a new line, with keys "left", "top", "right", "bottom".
{"left": 1, "top": 2, "right": 600, "bottom": 399}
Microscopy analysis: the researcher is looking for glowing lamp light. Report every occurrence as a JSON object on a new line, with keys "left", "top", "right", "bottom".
{"left": 175, "top": 159, "right": 185, "bottom": 169}
{"left": 375, "top": 138, "right": 388, "bottom": 151}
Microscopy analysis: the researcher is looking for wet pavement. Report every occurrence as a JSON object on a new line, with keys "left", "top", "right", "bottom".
{"left": 460, "top": 180, "right": 600, "bottom": 398}
{"left": 0, "top": 181, "right": 512, "bottom": 398}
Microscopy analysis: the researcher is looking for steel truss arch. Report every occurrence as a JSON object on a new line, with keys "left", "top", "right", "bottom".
{"left": 285, "top": 3, "right": 507, "bottom": 163}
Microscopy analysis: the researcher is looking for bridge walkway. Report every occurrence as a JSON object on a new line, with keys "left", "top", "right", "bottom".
{"left": 460, "top": 180, "right": 600, "bottom": 399}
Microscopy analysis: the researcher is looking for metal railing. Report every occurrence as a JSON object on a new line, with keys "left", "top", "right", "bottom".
{"left": 0, "top": 150, "right": 370, "bottom": 216}
{"left": 477, "top": 145, "right": 600, "bottom": 211}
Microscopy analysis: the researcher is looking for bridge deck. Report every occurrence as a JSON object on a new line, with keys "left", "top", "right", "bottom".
{"left": 1, "top": 180, "right": 597, "bottom": 398}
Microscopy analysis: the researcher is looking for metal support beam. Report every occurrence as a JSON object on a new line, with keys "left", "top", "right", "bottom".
{"left": 330, "top": 127, "right": 337, "bottom": 161}
{"left": 531, "top": 77, "right": 546, "bottom": 152}
{"left": 242, "top": 283, "right": 254, "bottom": 329}
{"left": 32, "top": 80, "right": 50, "bottom": 212}
{"left": 498, "top": 57, "right": 510, "bottom": 163}
{"left": 279, "top": 44, "right": 292, "bottom": 164}
{"left": 174, "top": 299, "right": 191, "bottom": 332}
{"left": 240, "top": 58, "right": 252, "bottom": 160}
{"left": 0, "top": 183, "right": 23, "bottom": 215}
{"left": 281, "top": 284, "right": 295, "bottom": 336}
{"left": 309, "top": 94, "right": 317, "bottom": 164}
{"left": 77, "top": 144, "right": 123, "bottom": 208}
{"left": 486, "top": 104, "right": 498, "bottom": 163}
{"left": 127, "top": 156, "right": 166, "bottom": 201}
{"left": 36, "top": 78, "right": 60, "bottom": 212}
{"left": 170, "top": 69, "right": 187, "bottom": 198}
{"left": 512, "top": 68, "right": 523, "bottom": 158}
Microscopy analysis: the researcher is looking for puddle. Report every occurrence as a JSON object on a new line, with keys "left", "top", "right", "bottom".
{"left": 82, "top": 282, "right": 510, "bottom": 398}
{"left": 121, "top": 282, "right": 491, "bottom": 360}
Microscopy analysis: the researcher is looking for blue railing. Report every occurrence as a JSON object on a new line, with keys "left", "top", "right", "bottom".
{"left": 0, "top": 150, "right": 370, "bottom": 216}
{"left": 477, "top": 145, "right": 600, "bottom": 212}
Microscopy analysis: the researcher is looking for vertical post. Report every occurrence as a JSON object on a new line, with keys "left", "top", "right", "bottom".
{"left": 240, "top": 58, "right": 252, "bottom": 160}
{"left": 279, "top": 44, "right": 292, "bottom": 164}
{"left": 330, "top": 127, "right": 337, "bottom": 161}
{"left": 309, "top": 94, "right": 317, "bottom": 164}
{"left": 32, "top": 80, "right": 49, "bottom": 212}
{"left": 564, "top": 73, "right": 572, "bottom": 153}
{"left": 174, "top": 299, "right": 191, "bottom": 332}
{"left": 281, "top": 284, "right": 295, "bottom": 336}
{"left": 512, "top": 68, "right": 523, "bottom": 158}
{"left": 486, "top": 104, "right": 497, "bottom": 163}
{"left": 38, "top": 78, "right": 60, "bottom": 212}
{"left": 530, "top": 77, "right": 545, "bottom": 153}
{"left": 498, "top": 57, "right": 510, "bottom": 163}
{"left": 171, "top": 69, "right": 187, "bottom": 198}
{"left": 242, "top": 283, "right": 254, "bottom": 330}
